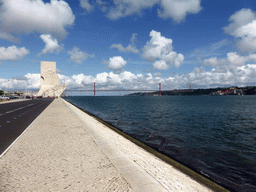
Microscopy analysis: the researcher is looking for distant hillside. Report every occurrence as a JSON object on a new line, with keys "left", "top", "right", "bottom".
{"left": 126, "top": 86, "right": 256, "bottom": 96}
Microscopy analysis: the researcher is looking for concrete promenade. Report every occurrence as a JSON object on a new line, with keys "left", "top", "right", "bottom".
{"left": 0, "top": 98, "right": 215, "bottom": 191}
{"left": 0, "top": 99, "right": 29, "bottom": 105}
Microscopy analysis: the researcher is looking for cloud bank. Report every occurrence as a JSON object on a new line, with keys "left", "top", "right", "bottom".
{"left": 2, "top": 61, "right": 256, "bottom": 92}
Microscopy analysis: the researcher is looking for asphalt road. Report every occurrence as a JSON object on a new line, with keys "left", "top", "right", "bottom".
{"left": 0, "top": 98, "right": 54, "bottom": 155}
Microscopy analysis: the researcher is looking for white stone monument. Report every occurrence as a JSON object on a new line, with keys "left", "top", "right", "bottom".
{"left": 37, "top": 61, "right": 66, "bottom": 97}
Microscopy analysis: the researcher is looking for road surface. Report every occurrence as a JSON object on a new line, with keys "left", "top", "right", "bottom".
{"left": 0, "top": 98, "right": 54, "bottom": 155}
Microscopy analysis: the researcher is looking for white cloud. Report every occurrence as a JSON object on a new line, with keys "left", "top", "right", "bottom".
{"left": 24, "top": 73, "right": 40, "bottom": 89}
{"left": 158, "top": 0, "right": 202, "bottom": 22}
{"left": 0, "top": 0, "right": 75, "bottom": 41}
{"left": 142, "top": 30, "right": 184, "bottom": 70}
{"left": 203, "top": 52, "right": 256, "bottom": 69}
{"left": 0, "top": 45, "right": 29, "bottom": 61}
{"left": 38, "top": 34, "right": 63, "bottom": 56}
{"left": 107, "top": 56, "right": 127, "bottom": 73}
{"left": 152, "top": 60, "right": 169, "bottom": 70}
{"left": 227, "top": 52, "right": 248, "bottom": 66}
{"left": 80, "top": 0, "right": 94, "bottom": 12}
{"left": 223, "top": 8, "right": 256, "bottom": 36}
{"left": 106, "top": 0, "right": 158, "bottom": 20}
{"left": 68, "top": 47, "right": 94, "bottom": 64}
{"left": 0, "top": 73, "right": 40, "bottom": 90}
{"left": 110, "top": 44, "right": 139, "bottom": 53}
{"left": 110, "top": 33, "right": 139, "bottom": 53}
{"left": 153, "top": 72, "right": 162, "bottom": 77}
{"left": 223, "top": 8, "right": 256, "bottom": 53}
{"left": 203, "top": 57, "right": 225, "bottom": 67}
{"left": 95, "top": 0, "right": 202, "bottom": 22}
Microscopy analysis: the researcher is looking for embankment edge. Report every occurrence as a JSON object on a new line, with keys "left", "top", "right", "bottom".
{"left": 63, "top": 98, "right": 229, "bottom": 192}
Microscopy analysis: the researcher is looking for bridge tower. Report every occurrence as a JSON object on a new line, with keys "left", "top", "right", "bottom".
{"left": 159, "top": 83, "right": 161, "bottom": 96}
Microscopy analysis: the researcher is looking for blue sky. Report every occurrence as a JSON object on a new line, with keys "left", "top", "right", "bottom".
{"left": 1, "top": 0, "right": 256, "bottom": 94}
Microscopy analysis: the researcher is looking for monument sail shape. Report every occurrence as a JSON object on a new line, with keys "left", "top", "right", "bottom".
{"left": 37, "top": 61, "right": 66, "bottom": 97}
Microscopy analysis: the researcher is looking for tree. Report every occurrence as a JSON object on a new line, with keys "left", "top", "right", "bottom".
{"left": 0, "top": 90, "right": 4, "bottom": 95}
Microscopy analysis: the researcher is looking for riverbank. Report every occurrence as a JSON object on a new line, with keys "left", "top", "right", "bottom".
{"left": 0, "top": 98, "right": 226, "bottom": 191}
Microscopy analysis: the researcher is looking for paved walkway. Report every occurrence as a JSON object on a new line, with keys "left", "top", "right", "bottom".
{"left": 0, "top": 99, "right": 29, "bottom": 105}
{"left": 0, "top": 98, "right": 214, "bottom": 191}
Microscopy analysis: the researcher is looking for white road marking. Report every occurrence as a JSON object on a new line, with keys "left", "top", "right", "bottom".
{"left": 6, "top": 121, "right": 10, "bottom": 123}
{"left": 4, "top": 104, "right": 35, "bottom": 115}
{"left": 13, "top": 117, "right": 17, "bottom": 119}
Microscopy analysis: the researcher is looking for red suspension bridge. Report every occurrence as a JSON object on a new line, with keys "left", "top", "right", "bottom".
{"left": 64, "top": 82, "right": 164, "bottom": 96}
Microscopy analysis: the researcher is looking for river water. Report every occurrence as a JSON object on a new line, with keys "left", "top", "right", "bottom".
{"left": 64, "top": 95, "right": 256, "bottom": 191}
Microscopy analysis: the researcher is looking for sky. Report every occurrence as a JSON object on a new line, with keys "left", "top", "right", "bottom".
{"left": 1, "top": 0, "right": 256, "bottom": 95}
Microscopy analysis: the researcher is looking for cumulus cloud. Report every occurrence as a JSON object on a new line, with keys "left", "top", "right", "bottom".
{"left": 80, "top": 0, "right": 94, "bottom": 12}
{"left": 110, "top": 44, "right": 139, "bottom": 53}
{"left": 223, "top": 8, "right": 256, "bottom": 35}
{"left": 203, "top": 52, "right": 256, "bottom": 69}
{"left": 87, "top": 0, "right": 201, "bottom": 22}
{"left": 158, "top": 0, "right": 202, "bottom": 22}
{"left": 203, "top": 57, "right": 225, "bottom": 67}
{"left": 59, "top": 71, "right": 159, "bottom": 91}
{"left": 142, "top": 30, "right": 184, "bottom": 70}
{"left": 0, "top": 0, "right": 75, "bottom": 41}
{"left": 0, "top": 73, "right": 40, "bottom": 90}
{"left": 0, "top": 45, "right": 29, "bottom": 61}
{"left": 106, "top": 56, "right": 127, "bottom": 73}
{"left": 38, "top": 34, "right": 63, "bottom": 56}
{"left": 24, "top": 73, "right": 41, "bottom": 89}
{"left": 110, "top": 33, "right": 139, "bottom": 53}
{"left": 105, "top": 0, "right": 158, "bottom": 20}
{"left": 68, "top": 47, "right": 94, "bottom": 64}
{"left": 223, "top": 8, "right": 256, "bottom": 53}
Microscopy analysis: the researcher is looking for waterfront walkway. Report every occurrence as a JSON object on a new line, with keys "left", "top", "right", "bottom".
{"left": 0, "top": 98, "right": 213, "bottom": 191}
{"left": 0, "top": 98, "right": 28, "bottom": 105}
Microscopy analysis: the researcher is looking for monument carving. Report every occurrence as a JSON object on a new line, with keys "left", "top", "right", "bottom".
{"left": 37, "top": 61, "right": 66, "bottom": 97}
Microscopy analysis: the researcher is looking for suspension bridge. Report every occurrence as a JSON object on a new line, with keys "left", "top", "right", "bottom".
{"left": 64, "top": 82, "right": 164, "bottom": 96}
